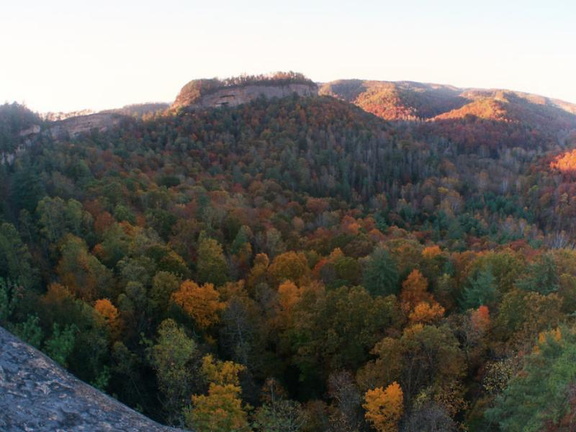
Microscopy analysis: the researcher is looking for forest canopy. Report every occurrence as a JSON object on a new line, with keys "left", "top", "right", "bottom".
{"left": 2, "top": 85, "right": 576, "bottom": 432}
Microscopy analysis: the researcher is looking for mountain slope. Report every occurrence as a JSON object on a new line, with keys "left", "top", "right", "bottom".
{"left": 320, "top": 79, "right": 466, "bottom": 120}
{"left": 320, "top": 80, "right": 576, "bottom": 151}
{"left": 320, "top": 79, "right": 576, "bottom": 124}
{"left": 4, "top": 74, "right": 576, "bottom": 430}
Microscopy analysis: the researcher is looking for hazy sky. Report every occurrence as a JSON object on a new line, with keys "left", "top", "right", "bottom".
{"left": 2, "top": 0, "right": 575, "bottom": 112}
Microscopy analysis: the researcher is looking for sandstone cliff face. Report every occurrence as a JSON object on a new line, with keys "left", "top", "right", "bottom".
{"left": 172, "top": 82, "right": 318, "bottom": 110}
{"left": 1, "top": 114, "right": 124, "bottom": 164}
{"left": 0, "top": 326, "right": 183, "bottom": 432}
{"left": 48, "top": 113, "right": 126, "bottom": 140}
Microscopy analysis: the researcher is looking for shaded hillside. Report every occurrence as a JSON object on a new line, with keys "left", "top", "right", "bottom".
{"left": 321, "top": 80, "right": 576, "bottom": 152}
{"left": 0, "top": 103, "right": 43, "bottom": 156}
{"left": 320, "top": 80, "right": 466, "bottom": 120}
{"left": 321, "top": 79, "right": 576, "bottom": 124}
{"left": 0, "top": 94, "right": 565, "bottom": 247}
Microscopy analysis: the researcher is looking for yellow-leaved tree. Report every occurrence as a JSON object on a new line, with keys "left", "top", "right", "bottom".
{"left": 363, "top": 382, "right": 404, "bottom": 432}
{"left": 186, "top": 354, "right": 250, "bottom": 432}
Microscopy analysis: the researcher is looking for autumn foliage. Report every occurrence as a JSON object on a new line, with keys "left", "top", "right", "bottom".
{"left": 2, "top": 80, "right": 576, "bottom": 430}
{"left": 363, "top": 382, "right": 404, "bottom": 432}
{"left": 171, "top": 280, "right": 225, "bottom": 329}
{"left": 188, "top": 355, "right": 250, "bottom": 432}
{"left": 400, "top": 269, "right": 444, "bottom": 324}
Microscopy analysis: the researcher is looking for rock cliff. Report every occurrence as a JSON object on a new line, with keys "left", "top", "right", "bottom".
{"left": 0, "top": 326, "right": 183, "bottom": 432}
{"left": 172, "top": 75, "right": 318, "bottom": 110}
{"left": 48, "top": 112, "right": 127, "bottom": 140}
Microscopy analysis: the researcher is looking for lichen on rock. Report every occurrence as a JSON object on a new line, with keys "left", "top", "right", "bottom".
{"left": 0, "top": 326, "right": 183, "bottom": 432}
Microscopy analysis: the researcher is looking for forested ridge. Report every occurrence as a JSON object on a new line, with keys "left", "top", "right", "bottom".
{"left": 2, "top": 77, "right": 576, "bottom": 431}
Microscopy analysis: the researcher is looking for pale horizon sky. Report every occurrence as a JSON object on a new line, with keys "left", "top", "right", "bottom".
{"left": 2, "top": 0, "right": 575, "bottom": 113}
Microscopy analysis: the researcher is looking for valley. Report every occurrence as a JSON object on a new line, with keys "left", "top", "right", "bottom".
{"left": 1, "top": 73, "right": 576, "bottom": 431}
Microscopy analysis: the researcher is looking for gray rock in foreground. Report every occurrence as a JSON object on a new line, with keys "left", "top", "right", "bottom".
{"left": 0, "top": 326, "right": 183, "bottom": 431}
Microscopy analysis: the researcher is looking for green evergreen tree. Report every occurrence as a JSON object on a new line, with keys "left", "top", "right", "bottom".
{"left": 517, "top": 253, "right": 559, "bottom": 294}
{"left": 44, "top": 323, "right": 78, "bottom": 367}
{"left": 486, "top": 327, "right": 576, "bottom": 431}
{"left": 12, "top": 315, "right": 43, "bottom": 348}
{"left": 363, "top": 247, "right": 399, "bottom": 296}
{"left": 460, "top": 267, "right": 497, "bottom": 310}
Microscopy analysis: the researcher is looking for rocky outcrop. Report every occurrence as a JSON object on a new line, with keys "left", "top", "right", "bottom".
{"left": 48, "top": 113, "right": 126, "bottom": 140}
{"left": 172, "top": 80, "right": 318, "bottom": 111}
{"left": 18, "top": 125, "right": 41, "bottom": 137}
{"left": 45, "top": 105, "right": 167, "bottom": 142}
{"left": 0, "top": 326, "right": 183, "bottom": 432}
{"left": 41, "top": 110, "right": 96, "bottom": 122}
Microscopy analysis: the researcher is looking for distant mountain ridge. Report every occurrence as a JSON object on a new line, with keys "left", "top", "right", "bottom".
{"left": 320, "top": 80, "right": 465, "bottom": 120}
{"left": 6, "top": 74, "right": 576, "bottom": 160}
{"left": 32, "top": 75, "right": 576, "bottom": 145}
{"left": 319, "top": 79, "right": 576, "bottom": 124}
{"left": 169, "top": 75, "right": 576, "bottom": 151}
{"left": 318, "top": 79, "right": 576, "bottom": 152}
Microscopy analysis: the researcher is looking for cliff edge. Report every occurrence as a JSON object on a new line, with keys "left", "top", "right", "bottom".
{"left": 0, "top": 326, "right": 183, "bottom": 432}
{"left": 172, "top": 72, "right": 318, "bottom": 110}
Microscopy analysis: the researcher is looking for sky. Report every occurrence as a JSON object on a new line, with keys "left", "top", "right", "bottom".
{"left": 1, "top": 0, "right": 575, "bottom": 113}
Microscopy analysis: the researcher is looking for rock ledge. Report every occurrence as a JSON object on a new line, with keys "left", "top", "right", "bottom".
{"left": 0, "top": 326, "right": 182, "bottom": 432}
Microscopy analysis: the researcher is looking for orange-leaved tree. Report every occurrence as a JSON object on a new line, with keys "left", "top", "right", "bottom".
{"left": 171, "top": 280, "right": 225, "bottom": 329}
{"left": 94, "top": 298, "right": 121, "bottom": 339}
{"left": 363, "top": 381, "right": 404, "bottom": 432}
{"left": 400, "top": 269, "right": 444, "bottom": 324}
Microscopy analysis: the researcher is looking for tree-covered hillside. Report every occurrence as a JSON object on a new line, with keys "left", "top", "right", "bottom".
{"left": 2, "top": 78, "right": 576, "bottom": 431}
